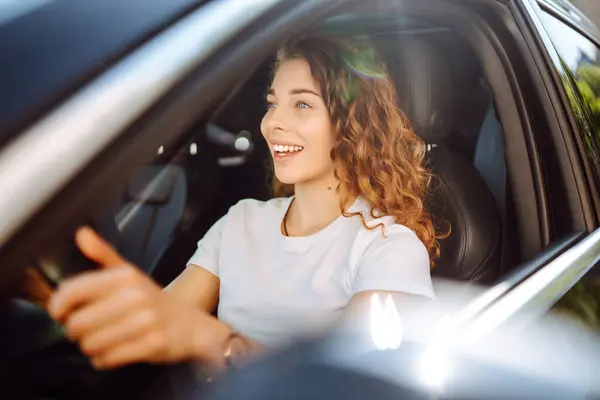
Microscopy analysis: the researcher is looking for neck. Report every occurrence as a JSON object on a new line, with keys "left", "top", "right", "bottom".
{"left": 287, "top": 175, "right": 352, "bottom": 236}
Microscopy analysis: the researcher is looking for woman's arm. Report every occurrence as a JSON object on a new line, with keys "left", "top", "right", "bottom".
{"left": 341, "top": 227, "right": 435, "bottom": 346}
{"left": 18, "top": 259, "right": 220, "bottom": 315}
{"left": 164, "top": 265, "right": 263, "bottom": 365}
{"left": 165, "top": 212, "right": 227, "bottom": 313}
{"left": 45, "top": 227, "right": 236, "bottom": 370}
{"left": 165, "top": 265, "right": 219, "bottom": 313}
{"left": 342, "top": 291, "right": 405, "bottom": 330}
{"left": 341, "top": 290, "right": 430, "bottom": 352}
{"left": 164, "top": 263, "right": 264, "bottom": 364}
{"left": 45, "top": 227, "right": 264, "bottom": 370}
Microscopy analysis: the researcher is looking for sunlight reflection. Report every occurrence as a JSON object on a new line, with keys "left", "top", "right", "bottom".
{"left": 370, "top": 293, "right": 403, "bottom": 350}
{"left": 418, "top": 315, "right": 454, "bottom": 389}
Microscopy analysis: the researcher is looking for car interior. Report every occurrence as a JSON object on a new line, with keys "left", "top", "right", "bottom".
{"left": 149, "top": 13, "right": 511, "bottom": 287}
{"left": 1, "top": 8, "right": 527, "bottom": 399}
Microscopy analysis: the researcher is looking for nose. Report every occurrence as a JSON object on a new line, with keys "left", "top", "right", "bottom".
{"left": 262, "top": 105, "right": 288, "bottom": 135}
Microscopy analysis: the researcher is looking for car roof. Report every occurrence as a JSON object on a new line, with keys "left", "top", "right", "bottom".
{"left": 0, "top": 0, "right": 204, "bottom": 148}
{"left": 1, "top": 0, "right": 596, "bottom": 151}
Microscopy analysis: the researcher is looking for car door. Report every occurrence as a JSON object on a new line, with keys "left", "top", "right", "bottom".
{"left": 1, "top": 0, "right": 600, "bottom": 397}
{"left": 451, "top": 0, "right": 600, "bottom": 335}
{"left": 0, "top": 0, "right": 350, "bottom": 396}
{"left": 0, "top": 0, "right": 593, "bottom": 350}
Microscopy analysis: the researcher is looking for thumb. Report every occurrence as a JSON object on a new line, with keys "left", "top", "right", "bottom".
{"left": 75, "top": 226, "right": 125, "bottom": 268}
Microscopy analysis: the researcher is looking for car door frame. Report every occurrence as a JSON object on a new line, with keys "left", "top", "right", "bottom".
{"left": 527, "top": 0, "right": 600, "bottom": 229}
{"left": 452, "top": 0, "right": 600, "bottom": 331}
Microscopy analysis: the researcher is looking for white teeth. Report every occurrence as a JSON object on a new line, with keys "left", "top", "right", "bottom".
{"left": 273, "top": 144, "right": 303, "bottom": 153}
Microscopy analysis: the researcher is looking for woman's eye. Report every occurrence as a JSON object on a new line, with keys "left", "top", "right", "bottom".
{"left": 266, "top": 101, "right": 276, "bottom": 110}
{"left": 295, "top": 101, "right": 311, "bottom": 109}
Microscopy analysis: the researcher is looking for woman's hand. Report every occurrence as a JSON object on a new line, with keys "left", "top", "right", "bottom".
{"left": 48, "top": 227, "right": 230, "bottom": 370}
{"left": 226, "top": 335, "right": 264, "bottom": 368}
{"left": 19, "top": 267, "right": 53, "bottom": 309}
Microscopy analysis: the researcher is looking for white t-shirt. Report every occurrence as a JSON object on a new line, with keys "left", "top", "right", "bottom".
{"left": 187, "top": 196, "right": 434, "bottom": 347}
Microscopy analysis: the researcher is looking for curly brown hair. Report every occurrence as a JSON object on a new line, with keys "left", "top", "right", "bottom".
{"left": 271, "top": 33, "right": 442, "bottom": 263}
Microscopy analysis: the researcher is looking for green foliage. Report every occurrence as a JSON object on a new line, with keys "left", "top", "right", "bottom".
{"left": 555, "top": 279, "right": 600, "bottom": 329}
{"left": 580, "top": 66, "right": 600, "bottom": 135}
{"left": 592, "top": 98, "right": 600, "bottom": 115}
{"left": 577, "top": 64, "right": 600, "bottom": 96}
{"left": 552, "top": 63, "right": 600, "bottom": 330}
{"left": 577, "top": 80, "right": 595, "bottom": 103}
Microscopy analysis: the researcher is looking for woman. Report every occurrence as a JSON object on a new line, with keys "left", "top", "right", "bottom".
{"left": 45, "top": 33, "right": 440, "bottom": 370}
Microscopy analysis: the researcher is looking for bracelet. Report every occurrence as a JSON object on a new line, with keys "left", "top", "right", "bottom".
{"left": 223, "top": 330, "right": 240, "bottom": 368}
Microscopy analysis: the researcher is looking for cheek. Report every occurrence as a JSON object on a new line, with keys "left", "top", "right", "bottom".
{"left": 297, "top": 110, "right": 334, "bottom": 142}
{"left": 304, "top": 119, "right": 336, "bottom": 156}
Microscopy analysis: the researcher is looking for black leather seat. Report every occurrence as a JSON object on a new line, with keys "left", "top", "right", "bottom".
{"left": 117, "top": 164, "right": 187, "bottom": 273}
{"left": 377, "top": 37, "right": 502, "bottom": 284}
{"left": 474, "top": 81, "right": 506, "bottom": 221}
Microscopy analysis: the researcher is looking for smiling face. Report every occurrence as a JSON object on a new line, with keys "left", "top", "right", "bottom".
{"left": 261, "top": 58, "right": 337, "bottom": 187}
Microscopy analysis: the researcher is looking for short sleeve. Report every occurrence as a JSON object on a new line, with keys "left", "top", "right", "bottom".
{"left": 186, "top": 214, "right": 227, "bottom": 277}
{"left": 353, "top": 225, "right": 434, "bottom": 299}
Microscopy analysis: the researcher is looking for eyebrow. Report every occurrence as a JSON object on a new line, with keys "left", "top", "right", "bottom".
{"left": 267, "top": 88, "right": 321, "bottom": 97}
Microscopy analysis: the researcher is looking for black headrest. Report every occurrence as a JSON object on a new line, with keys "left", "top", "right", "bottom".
{"left": 376, "top": 37, "right": 453, "bottom": 143}
{"left": 428, "top": 147, "right": 501, "bottom": 283}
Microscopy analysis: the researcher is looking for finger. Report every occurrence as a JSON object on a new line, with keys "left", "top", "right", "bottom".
{"left": 91, "top": 332, "right": 167, "bottom": 370}
{"left": 78, "top": 310, "right": 156, "bottom": 357}
{"left": 63, "top": 286, "right": 148, "bottom": 340}
{"left": 25, "top": 267, "right": 47, "bottom": 282}
{"left": 48, "top": 266, "right": 138, "bottom": 321}
{"left": 23, "top": 268, "right": 54, "bottom": 308}
{"left": 75, "top": 226, "right": 124, "bottom": 267}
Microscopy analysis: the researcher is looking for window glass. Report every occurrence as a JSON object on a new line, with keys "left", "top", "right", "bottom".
{"left": 540, "top": 11, "right": 600, "bottom": 328}
{"left": 14, "top": 12, "right": 510, "bottom": 293}
{"left": 4, "top": 12, "right": 523, "bottom": 391}
{"left": 112, "top": 123, "right": 259, "bottom": 285}
{"left": 540, "top": 12, "right": 600, "bottom": 179}
{"left": 33, "top": 120, "right": 261, "bottom": 287}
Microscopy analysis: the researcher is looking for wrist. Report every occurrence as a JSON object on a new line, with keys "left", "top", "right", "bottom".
{"left": 191, "top": 314, "right": 232, "bottom": 364}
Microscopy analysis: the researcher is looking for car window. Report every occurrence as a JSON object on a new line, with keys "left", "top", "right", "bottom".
{"left": 540, "top": 11, "right": 600, "bottom": 189}
{"left": 86, "top": 12, "right": 514, "bottom": 286}
{"left": 539, "top": 0, "right": 599, "bottom": 36}
{"left": 12, "top": 9, "right": 515, "bottom": 293}
{"left": 206, "top": 12, "right": 520, "bottom": 286}
{"left": 539, "top": 11, "right": 600, "bottom": 329}
{"left": 98, "top": 122, "right": 259, "bottom": 285}
{"left": 1, "top": 2, "right": 560, "bottom": 395}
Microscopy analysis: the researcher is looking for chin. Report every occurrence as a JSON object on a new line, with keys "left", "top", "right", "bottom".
{"left": 274, "top": 173, "right": 299, "bottom": 186}
{"left": 274, "top": 168, "right": 304, "bottom": 186}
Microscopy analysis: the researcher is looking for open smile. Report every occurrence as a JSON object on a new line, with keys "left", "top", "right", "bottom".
{"left": 272, "top": 144, "right": 304, "bottom": 162}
